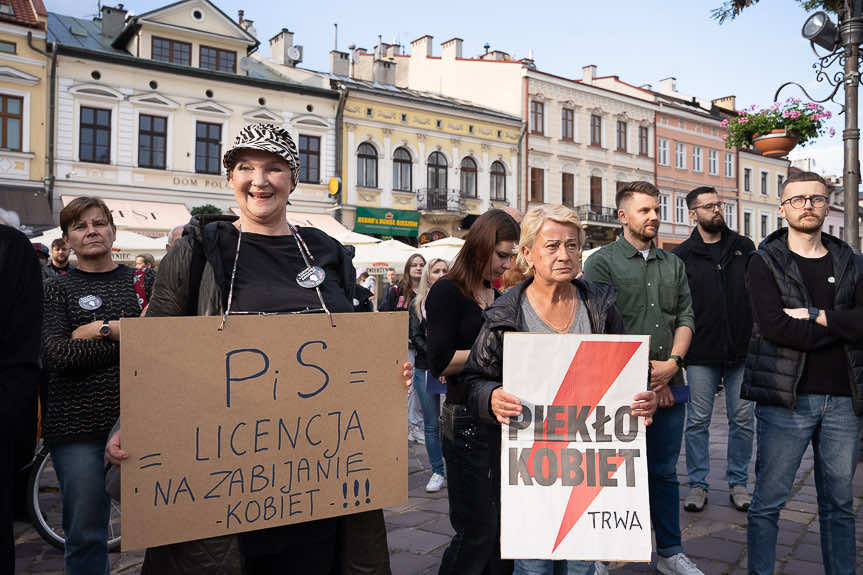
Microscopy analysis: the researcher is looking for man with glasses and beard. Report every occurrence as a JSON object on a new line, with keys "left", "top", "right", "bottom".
{"left": 743, "top": 171, "right": 863, "bottom": 575}
{"left": 673, "top": 187, "right": 756, "bottom": 514}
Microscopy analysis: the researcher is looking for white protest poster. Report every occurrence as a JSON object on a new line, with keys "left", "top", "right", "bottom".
{"left": 501, "top": 333, "right": 651, "bottom": 561}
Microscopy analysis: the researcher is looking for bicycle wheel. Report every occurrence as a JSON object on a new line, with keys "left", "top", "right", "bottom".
{"left": 27, "top": 444, "right": 123, "bottom": 552}
{"left": 26, "top": 445, "right": 64, "bottom": 551}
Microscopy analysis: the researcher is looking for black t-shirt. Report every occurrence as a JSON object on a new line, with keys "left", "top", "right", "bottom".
{"left": 425, "top": 277, "right": 491, "bottom": 404}
{"left": 218, "top": 228, "right": 353, "bottom": 314}
{"left": 748, "top": 252, "right": 856, "bottom": 396}
{"left": 707, "top": 241, "right": 722, "bottom": 264}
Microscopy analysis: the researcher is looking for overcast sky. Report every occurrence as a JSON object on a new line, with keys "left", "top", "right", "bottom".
{"left": 47, "top": 0, "right": 855, "bottom": 176}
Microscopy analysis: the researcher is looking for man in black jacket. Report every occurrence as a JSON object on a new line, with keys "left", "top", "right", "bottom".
{"left": 673, "top": 187, "right": 755, "bottom": 514}
{"left": 0, "top": 223, "right": 42, "bottom": 574}
{"left": 743, "top": 171, "right": 863, "bottom": 575}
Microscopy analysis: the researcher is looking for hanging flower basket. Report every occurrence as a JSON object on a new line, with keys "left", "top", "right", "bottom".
{"left": 722, "top": 99, "right": 835, "bottom": 152}
{"left": 752, "top": 129, "right": 800, "bottom": 157}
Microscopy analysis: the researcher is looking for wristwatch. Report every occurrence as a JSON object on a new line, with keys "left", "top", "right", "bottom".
{"left": 669, "top": 354, "right": 683, "bottom": 368}
{"left": 807, "top": 307, "right": 820, "bottom": 322}
{"left": 99, "top": 320, "right": 111, "bottom": 339}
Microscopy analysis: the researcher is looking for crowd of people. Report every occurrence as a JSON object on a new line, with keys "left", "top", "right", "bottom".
{"left": 0, "top": 121, "right": 860, "bottom": 575}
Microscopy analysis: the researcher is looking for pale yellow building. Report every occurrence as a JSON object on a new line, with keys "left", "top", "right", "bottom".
{"left": 738, "top": 149, "right": 789, "bottom": 245}
{"left": 330, "top": 74, "right": 521, "bottom": 243}
{"left": 48, "top": 0, "right": 340, "bottom": 236}
{"left": 0, "top": 0, "right": 50, "bottom": 231}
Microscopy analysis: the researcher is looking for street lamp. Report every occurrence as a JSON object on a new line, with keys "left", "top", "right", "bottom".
{"left": 776, "top": 2, "right": 863, "bottom": 250}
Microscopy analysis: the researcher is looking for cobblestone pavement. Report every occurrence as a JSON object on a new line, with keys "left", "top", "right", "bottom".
{"left": 14, "top": 390, "right": 863, "bottom": 574}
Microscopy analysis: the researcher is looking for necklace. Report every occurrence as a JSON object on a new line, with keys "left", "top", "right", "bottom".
{"left": 527, "top": 284, "right": 576, "bottom": 333}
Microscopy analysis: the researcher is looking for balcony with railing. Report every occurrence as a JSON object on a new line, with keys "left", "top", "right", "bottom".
{"left": 417, "top": 188, "right": 463, "bottom": 212}
{"left": 575, "top": 204, "right": 619, "bottom": 226}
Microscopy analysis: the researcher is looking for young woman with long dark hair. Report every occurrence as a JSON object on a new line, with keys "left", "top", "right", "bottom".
{"left": 380, "top": 253, "right": 425, "bottom": 311}
{"left": 425, "top": 209, "right": 520, "bottom": 575}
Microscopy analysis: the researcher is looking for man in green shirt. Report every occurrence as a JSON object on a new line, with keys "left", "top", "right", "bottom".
{"left": 583, "top": 181, "right": 699, "bottom": 575}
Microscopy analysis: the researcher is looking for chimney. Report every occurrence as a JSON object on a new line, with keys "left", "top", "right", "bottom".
{"left": 441, "top": 37, "right": 463, "bottom": 60}
{"left": 269, "top": 29, "right": 294, "bottom": 66}
{"left": 100, "top": 4, "right": 127, "bottom": 39}
{"left": 237, "top": 9, "right": 244, "bottom": 24}
{"left": 410, "top": 35, "right": 433, "bottom": 58}
{"left": 481, "top": 50, "right": 509, "bottom": 61}
{"left": 330, "top": 50, "right": 349, "bottom": 76}
{"left": 712, "top": 95, "right": 736, "bottom": 112}
{"left": 386, "top": 44, "right": 401, "bottom": 58}
{"left": 582, "top": 64, "right": 597, "bottom": 83}
{"left": 373, "top": 58, "right": 395, "bottom": 85}
{"left": 658, "top": 77, "right": 677, "bottom": 95}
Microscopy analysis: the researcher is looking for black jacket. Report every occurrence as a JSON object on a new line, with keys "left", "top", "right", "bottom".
{"left": 673, "top": 227, "right": 755, "bottom": 364}
{"left": 408, "top": 303, "right": 428, "bottom": 370}
{"left": 741, "top": 228, "right": 863, "bottom": 414}
{"left": 462, "top": 277, "right": 625, "bottom": 425}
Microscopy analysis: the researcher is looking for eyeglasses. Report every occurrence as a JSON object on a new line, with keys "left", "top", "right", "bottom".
{"left": 781, "top": 195, "right": 828, "bottom": 209}
{"left": 692, "top": 201, "right": 725, "bottom": 212}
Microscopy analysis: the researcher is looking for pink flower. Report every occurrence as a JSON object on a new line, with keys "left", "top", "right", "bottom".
{"left": 720, "top": 119, "right": 729, "bottom": 127}
{"left": 738, "top": 116, "right": 748, "bottom": 124}
{"left": 808, "top": 102, "right": 818, "bottom": 109}
{"left": 790, "top": 110, "right": 801, "bottom": 119}
{"left": 749, "top": 104, "right": 757, "bottom": 110}
{"left": 830, "top": 127, "right": 836, "bottom": 136}
{"left": 721, "top": 134, "right": 728, "bottom": 141}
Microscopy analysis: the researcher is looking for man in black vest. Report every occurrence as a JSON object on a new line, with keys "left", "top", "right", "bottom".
{"left": 743, "top": 171, "right": 863, "bottom": 575}
{"left": 673, "top": 187, "right": 755, "bottom": 514}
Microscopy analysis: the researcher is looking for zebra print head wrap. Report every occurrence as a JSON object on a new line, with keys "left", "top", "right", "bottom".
{"left": 223, "top": 123, "right": 300, "bottom": 185}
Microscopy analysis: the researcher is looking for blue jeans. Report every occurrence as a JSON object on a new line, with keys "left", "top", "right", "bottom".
{"left": 514, "top": 559, "right": 595, "bottom": 574}
{"left": 51, "top": 440, "right": 110, "bottom": 575}
{"left": 646, "top": 401, "right": 686, "bottom": 557}
{"left": 684, "top": 363, "right": 753, "bottom": 489}
{"left": 413, "top": 368, "right": 444, "bottom": 476}
{"left": 747, "top": 395, "right": 861, "bottom": 575}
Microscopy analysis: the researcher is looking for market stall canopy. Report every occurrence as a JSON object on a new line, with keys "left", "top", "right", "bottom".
{"left": 350, "top": 238, "right": 418, "bottom": 271}
{"left": 61, "top": 196, "right": 191, "bottom": 238}
{"left": 31, "top": 227, "right": 167, "bottom": 263}
{"left": 418, "top": 235, "right": 464, "bottom": 263}
{"left": 421, "top": 236, "right": 465, "bottom": 248}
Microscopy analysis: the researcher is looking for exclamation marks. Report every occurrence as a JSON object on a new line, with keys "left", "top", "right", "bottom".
{"left": 341, "top": 479, "right": 372, "bottom": 507}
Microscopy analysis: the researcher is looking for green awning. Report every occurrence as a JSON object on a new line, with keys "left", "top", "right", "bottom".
{"left": 354, "top": 207, "right": 419, "bottom": 237}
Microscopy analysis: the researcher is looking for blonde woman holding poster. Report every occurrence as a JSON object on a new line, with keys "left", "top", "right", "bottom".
{"left": 461, "top": 204, "right": 656, "bottom": 575}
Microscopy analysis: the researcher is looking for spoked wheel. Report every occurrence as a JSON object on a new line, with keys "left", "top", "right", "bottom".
{"left": 26, "top": 441, "right": 122, "bottom": 551}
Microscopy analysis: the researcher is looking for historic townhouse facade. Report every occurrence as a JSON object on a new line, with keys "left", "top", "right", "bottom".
{"left": 48, "top": 0, "right": 339, "bottom": 236}
{"left": 738, "top": 149, "right": 789, "bottom": 245}
{"left": 342, "top": 37, "right": 656, "bottom": 248}
{"left": 328, "top": 78, "right": 521, "bottom": 243}
{"left": 0, "top": 0, "right": 49, "bottom": 232}
{"left": 653, "top": 79, "right": 737, "bottom": 249}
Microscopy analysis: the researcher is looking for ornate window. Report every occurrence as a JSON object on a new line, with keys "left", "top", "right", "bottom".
{"left": 460, "top": 157, "right": 477, "bottom": 198}
{"left": 490, "top": 161, "right": 506, "bottom": 201}
{"left": 357, "top": 143, "right": 378, "bottom": 188}
{"left": 427, "top": 151, "right": 447, "bottom": 190}
{"left": 393, "top": 147, "right": 412, "bottom": 191}
{"left": 80, "top": 106, "right": 111, "bottom": 163}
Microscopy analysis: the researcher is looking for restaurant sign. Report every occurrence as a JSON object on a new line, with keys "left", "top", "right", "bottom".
{"left": 354, "top": 207, "right": 419, "bottom": 237}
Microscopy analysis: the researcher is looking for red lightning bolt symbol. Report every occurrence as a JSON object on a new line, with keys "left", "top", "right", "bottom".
{"left": 521, "top": 340, "right": 641, "bottom": 552}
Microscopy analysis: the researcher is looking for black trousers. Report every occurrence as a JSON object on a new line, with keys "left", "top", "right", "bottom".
{"left": 438, "top": 406, "right": 512, "bottom": 575}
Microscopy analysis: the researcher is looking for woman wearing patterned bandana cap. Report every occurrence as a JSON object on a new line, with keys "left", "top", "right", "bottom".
{"left": 105, "top": 123, "right": 412, "bottom": 575}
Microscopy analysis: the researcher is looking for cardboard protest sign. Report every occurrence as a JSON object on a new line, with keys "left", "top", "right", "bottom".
{"left": 119, "top": 313, "right": 408, "bottom": 551}
{"left": 501, "top": 334, "right": 651, "bottom": 561}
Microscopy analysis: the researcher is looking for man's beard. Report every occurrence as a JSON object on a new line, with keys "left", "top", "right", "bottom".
{"left": 52, "top": 255, "right": 68, "bottom": 266}
{"left": 699, "top": 216, "right": 726, "bottom": 234}
{"left": 630, "top": 221, "right": 658, "bottom": 243}
{"left": 788, "top": 212, "right": 825, "bottom": 233}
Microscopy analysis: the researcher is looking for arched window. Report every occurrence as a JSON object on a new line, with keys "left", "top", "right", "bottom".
{"left": 393, "top": 147, "right": 412, "bottom": 192}
{"left": 427, "top": 151, "right": 447, "bottom": 190}
{"left": 357, "top": 143, "right": 377, "bottom": 188}
{"left": 460, "top": 157, "right": 477, "bottom": 198}
{"left": 490, "top": 161, "right": 506, "bottom": 201}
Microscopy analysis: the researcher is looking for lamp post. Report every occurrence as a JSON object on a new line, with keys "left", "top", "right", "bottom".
{"left": 776, "top": 1, "right": 863, "bottom": 250}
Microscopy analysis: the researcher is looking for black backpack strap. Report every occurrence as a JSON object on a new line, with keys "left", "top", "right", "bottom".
{"left": 186, "top": 237, "right": 207, "bottom": 316}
